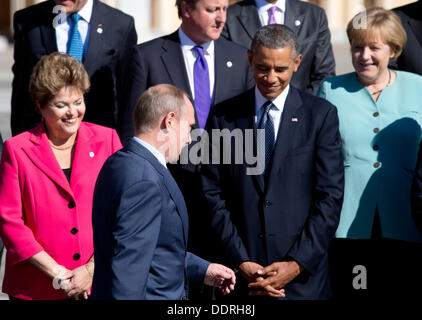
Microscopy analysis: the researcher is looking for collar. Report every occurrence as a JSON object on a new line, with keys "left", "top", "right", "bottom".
{"left": 255, "top": 0, "right": 286, "bottom": 13}
{"left": 178, "top": 27, "right": 214, "bottom": 56}
{"left": 71, "top": 0, "right": 93, "bottom": 23}
{"left": 255, "top": 84, "right": 290, "bottom": 113}
{"left": 132, "top": 137, "right": 167, "bottom": 169}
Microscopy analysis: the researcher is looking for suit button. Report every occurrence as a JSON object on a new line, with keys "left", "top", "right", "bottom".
{"left": 373, "top": 145, "right": 379, "bottom": 151}
{"left": 264, "top": 200, "right": 272, "bottom": 208}
{"left": 373, "top": 112, "right": 379, "bottom": 117}
{"left": 71, "top": 228, "right": 78, "bottom": 235}
{"left": 73, "top": 253, "right": 80, "bottom": 261}
{"left": 258, "top": 233, "right": 264, "bottom": 239}
{"left": 373, "top": 128, "right": 380, "bottom": 134}
{"left": 68, "top": 201, "right": 76, "bottom": 209}
{"left": 374, "top": 162, "right": 381, "bottom": 168}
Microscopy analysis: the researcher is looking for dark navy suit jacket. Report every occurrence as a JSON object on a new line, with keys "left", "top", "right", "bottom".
{"left": 11, "top": 0, "right": 137, "bottom": 135}
{"left": 392, "top": 1, "right": 422, "bottom": 75}
{"left": 91, "top": 139, "right": 209, "bottom": 300}
{"left": 201, "top": 87, "right": 344, "bottom": 299}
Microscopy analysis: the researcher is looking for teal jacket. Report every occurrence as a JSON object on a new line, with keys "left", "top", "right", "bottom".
{"left": 318, "top": 71, "right": 422, "bottom": 242}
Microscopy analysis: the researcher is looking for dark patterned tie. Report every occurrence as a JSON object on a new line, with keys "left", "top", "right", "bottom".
{"left": 258, "top": 101, "right": 275, "bottom": 170}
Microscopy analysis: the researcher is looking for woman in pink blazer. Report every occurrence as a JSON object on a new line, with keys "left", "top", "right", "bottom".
{"left": 0, "top": 53, "right": 122, "bottom": 300}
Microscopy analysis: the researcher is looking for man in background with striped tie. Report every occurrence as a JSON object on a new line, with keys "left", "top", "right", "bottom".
{"left": 11, "top": 0, "right": 137, "bottom": 136}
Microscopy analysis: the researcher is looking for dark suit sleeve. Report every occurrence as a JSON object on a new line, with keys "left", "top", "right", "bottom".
{"left": 116, "top": 17, "right": 137, "bottom": 143}
{"left": 186, "top": 252, "right": 210, "bottom": 284}
{"left": 411, "top": 142, "right": 422, "bottom": 233}
{"left": 11, "top": 12, "right": 36, "bottom": 136}
{"left": 285, "top": 104, "right": 344, "bottom": 274}
{"left": 117, "top": 45, "right": 146, "bottom": 146}
{"left": 110, "top": 180, "right": 162, "bottom": 299}
{"left": 201, "top": 115, "right": 250, "bottom": 268}
{"left": 307, "top": 8, "right": 336, "bottom": 94}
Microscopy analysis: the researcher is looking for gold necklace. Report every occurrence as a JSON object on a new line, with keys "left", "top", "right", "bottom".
{"left": 49, "top": 142, "right": 76, "bottom": 151}
{"left": 371, "top": 69, "right": 392, "bottom": 95}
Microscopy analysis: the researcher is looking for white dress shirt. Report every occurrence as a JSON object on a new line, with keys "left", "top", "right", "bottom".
{"left": 55, "top": 0, "right": 93, "bottom": 55}
{"left": 178, "top": 27, "right": 215, "bottom": 101}
{"left": 133, "top": 137, "right": 167, "bottom": 169}
{"left": 255, "top": 0, "right": 286, "bottom": 26}
{"left": 255, "top": 84, "right": 290, "bottom": 141}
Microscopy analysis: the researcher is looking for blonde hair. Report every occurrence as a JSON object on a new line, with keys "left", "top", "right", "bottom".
{"left": 29, "top": 52, "right": 90, "bottom": 108}
{"left": 347, "top": 7, "right": 407, "bottom": 60}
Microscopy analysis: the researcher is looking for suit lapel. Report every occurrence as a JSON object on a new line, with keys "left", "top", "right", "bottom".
{"left": 266, "top": 87, "right": 304, "bottom": 187}
{"left": 68, "top": 123, "right": 98, "bottom": 188}
{"left": 234, "top": 89, "right": 265, "bottom": 194}
{"left": 160, "top": 32, "right": 192, "bottom": 98}
{"left": 238, "top": 0, "right": 262, "bottom": 40}
{"left": 213, "top": 39, "right": 232, "bottom": 106}
{"left": 127, "top": 140, "right": 189, "bottom": 246}
{"left": 84, "top": 0, "right": 106, "bottom": 76}
{"left": 22, "top": 125, "right": 74, "bottom": 197}
{"left": 284, "top": 0, "right": 305, "bottom": 37}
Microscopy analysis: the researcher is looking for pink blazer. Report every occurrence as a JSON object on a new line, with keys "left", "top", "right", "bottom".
{"left": 0, "top": 122, "right": 122, "bottom": 299}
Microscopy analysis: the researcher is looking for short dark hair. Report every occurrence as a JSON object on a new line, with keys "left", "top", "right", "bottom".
{"left": 175, "top": 0, "right": 200, "bottom": 19}
{"left": 134, "top": 84, "right": 188, "bottom": 134}
{"left": 250, "top": 24, "right": 299, "bottom": 58}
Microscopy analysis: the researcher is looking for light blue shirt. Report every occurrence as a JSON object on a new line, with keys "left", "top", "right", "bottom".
{"left": 55, "top": 0, "right": 93, "bottom": 58}
{"left": 318, "top": 70, "right": 422, "bottom": 242}
{"left": 132, "top": 137, "right": 167, "bottom": 169}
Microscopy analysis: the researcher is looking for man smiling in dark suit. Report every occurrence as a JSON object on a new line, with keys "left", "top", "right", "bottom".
{"left": 11, "top": 0, "right": 137, "bottom": 136}
{"left": 222, "top": 0, "right": 335, "bottom": 94}
{"left": 201, "top": 24, "right": 344, "bottom": 299}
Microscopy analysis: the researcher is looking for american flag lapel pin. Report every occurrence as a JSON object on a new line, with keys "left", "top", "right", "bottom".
{"left": 291, "top": 117, "right": 298, "bottom": 122}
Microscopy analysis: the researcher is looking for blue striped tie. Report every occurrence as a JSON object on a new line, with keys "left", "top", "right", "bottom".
{"left": 67, "top": 13, "right": 83, "bottom": 61}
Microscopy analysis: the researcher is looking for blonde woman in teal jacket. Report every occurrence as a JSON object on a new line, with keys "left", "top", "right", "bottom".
{"left": 318, "top": 7, "right": 422, "bottom": 299}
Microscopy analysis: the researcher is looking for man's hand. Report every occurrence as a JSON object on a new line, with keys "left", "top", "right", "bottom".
{"left": 239, "top": 261, "right": 285, "bottom": 298}
{"left": 238, "top": 261, "right": 264, "bottom": 283}
{"left": 248, "top": 261, "right": 303, "bottom": 294}
{"left": 204, "top": 263, "right": 236, "bottom": 295}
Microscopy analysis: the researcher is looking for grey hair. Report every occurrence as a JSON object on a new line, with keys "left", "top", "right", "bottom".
{"left": 134, "top": 84, "right": 188, "bottom": 134}
{"left": 250, "top": 24, "right": 299, "bottom": 58}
